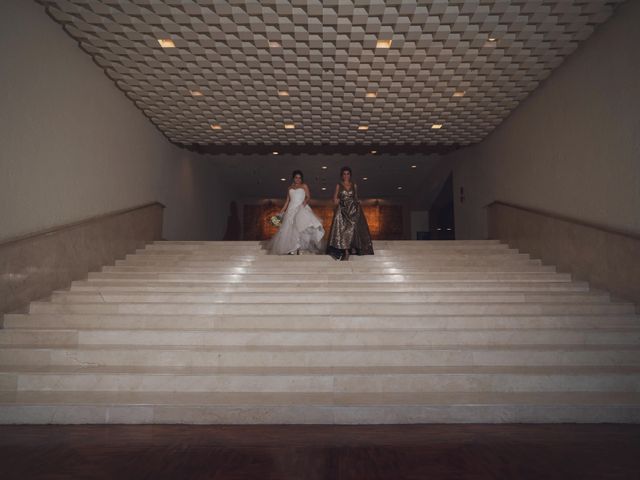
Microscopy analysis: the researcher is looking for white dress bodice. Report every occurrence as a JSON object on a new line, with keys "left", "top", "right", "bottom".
{"left": 288, "top": 188, "right": 305, "bottom": 209}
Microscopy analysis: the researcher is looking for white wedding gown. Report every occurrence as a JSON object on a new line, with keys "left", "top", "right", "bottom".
{"left": 269, "top": 188, "right": 325, "bottom": 254}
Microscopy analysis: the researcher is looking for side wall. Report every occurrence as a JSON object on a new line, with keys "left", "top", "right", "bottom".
{"left": 0, "top": 0, "right": 230, "bottom": 243}
{"left": 446, "top": 0, "right": 640, "bottom": 240}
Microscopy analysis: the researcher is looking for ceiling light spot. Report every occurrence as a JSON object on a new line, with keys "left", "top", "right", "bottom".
{"left": 284, "top": 123, "right": 295, "bottom": 129}
{"left": 321, "top": 187, "right": 327, "bottom": 191}
{"left": 453, "top": 91, "right": 466, "bottom": 97}
{"left": 431, "top": 124, "right": 443, "bottom": 129}
{"left": 370, "top": 150, "right": 377, "bottom": 154}
{"left": 363, "top": 177, "right": 368, "bottom": 181}
{"left": 376, "top": 39, "right": 392, "bottom": 49}
{"left": 357, "top": 125, "right": 369, "bottom": 131}
{"left": 278, "top": 91, "right": 289, "bottom": 97}
{"left": 366, "top": 92, "right": 377, "bottom": 98}
{"left": 157, "top": 38, "right": 175, "bottom": 48}
{"left": 269, "top": 41, "right": 281, "bottom": 48}
{"left": 272, "top": 151, "right": 279, "bottom": 155}
{"left": 488, "top": 37, "right": 497, "bottom": 42}
{"left": 280, "top": 178, "right": 286, "bottom": 182}
{"left": 411, "top": 165, "right": 417, "bottom": 168}
{"left": 321, "top": 166, "right": 328, "bottom": 170}
{"left": 210, "top": 124, "right": 222, "bottom": 130}
{"left": 397, "top": 186, "right": 403, "bottom": 190}
{"left": 189, "top": 90, "right": 203, "bottom": 97}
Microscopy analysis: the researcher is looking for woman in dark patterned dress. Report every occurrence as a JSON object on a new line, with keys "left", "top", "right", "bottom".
{"left": 327, "top": 166, "right": 374, "bottom": 261}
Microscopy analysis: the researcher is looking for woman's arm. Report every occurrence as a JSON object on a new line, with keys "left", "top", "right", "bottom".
{"left": 280, "top": 189, "right": 290, "bottom": 215}
{"left": 303, "top": 184, "right": 311, "bottom": 206}
{"left": 333, "top": 184, "right": 340, "bottom": 206}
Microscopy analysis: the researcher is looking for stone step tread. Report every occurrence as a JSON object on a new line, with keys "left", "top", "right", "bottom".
{"left": 2, "top": 369, "right": 639, "bottom": 393}
{"left": 67, "top": 286, "right": 592, "bottom": 294}
{"left": 125, "top": 253, "right": 534, "bottom": 264}
{"left": 6, "top": 313, "right": 638, "bottom": 331}
{"left": 103, "top": 266, "right": 556, "bottom": 272}
{"left": 5, "top": 327, "right": 640, "bottom": 334}
{"left": 2, "top": 329, "right": 639, "bottom": 348}
{"left": 3, "top": 344, "right": 639, "bottom": 353}
{"left": 88, "top": 272, "right": 572, "bottom": 279}
{"left": 1, "top": 390, "right": 639, "bottom": 407}
{"left": 72, "top": 279, "right": 589, "bottom": 286}
{"left": 49, "top": 291, "right": 610, "bottom": 303}
{"left": 3, "top": 364, "right": 640, "bottom": 375}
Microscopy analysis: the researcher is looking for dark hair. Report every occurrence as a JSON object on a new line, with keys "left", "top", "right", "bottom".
{"left": 291, "top": 170, "right": 304, "bottom": 182}
{"left": 340, "top": 166, "right": 352, "bottom": 177}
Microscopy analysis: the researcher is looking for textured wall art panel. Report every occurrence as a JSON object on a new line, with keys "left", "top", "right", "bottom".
{"left": 243, "top": 202, "right": 402, "bottom": 240}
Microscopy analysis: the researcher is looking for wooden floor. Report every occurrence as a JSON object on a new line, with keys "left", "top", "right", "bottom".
{"left": 1, "top": 424, "right": 639, "bottom": 479}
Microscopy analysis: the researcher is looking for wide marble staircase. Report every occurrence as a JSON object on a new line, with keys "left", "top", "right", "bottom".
{"left": 1, "top": 240, "right": 639, "bottom": 423}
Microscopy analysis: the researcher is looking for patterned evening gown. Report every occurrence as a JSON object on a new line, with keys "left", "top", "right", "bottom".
{"left": 327, "top": 183, "right": 374, "bottom": 255}
{"left": 269, "top": 187, "right": 325, "bottom": 254}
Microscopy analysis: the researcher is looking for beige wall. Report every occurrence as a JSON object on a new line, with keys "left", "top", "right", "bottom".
{"left": 445, "top": 0, "right": 640, "bottom": 240}
{"left": 0, "top": 0, "right": 230, "bottom": 242}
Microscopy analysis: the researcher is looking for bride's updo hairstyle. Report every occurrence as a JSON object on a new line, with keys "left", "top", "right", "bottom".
{"left": 291, "top": 170, "right": 304, "bottom": 182}
{"left": 340, "top": 166, "right": 352, "bottom": 177}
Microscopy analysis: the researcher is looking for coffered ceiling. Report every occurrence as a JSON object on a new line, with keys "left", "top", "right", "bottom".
{"left": 38, "top": 0, "right": 624, "bottom": 155}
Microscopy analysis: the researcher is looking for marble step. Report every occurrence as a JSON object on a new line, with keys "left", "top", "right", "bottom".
{"left": 1, "top": 390, "right": 638, "bottom": 424}
{"left": 143, "top": 242, "right": 506, "bottom": 249}
{"left": 1, "top": 365, "right": 639, "bottom": 392}
{"left": 101, "top": 264, "right": 556, "bottom": 274}
{"left": 5, "top": 313, "right": 639, "bottom": 331}
{"left": 128, "top": 251, "right": 525, "bottom": 260}
{"left": 116, "top": 257, "right": 539, "bottom": 267}
{"left": 154, "top": 240, "right": 503, "bottom": 246}
{"left": 138, "top": 249, "right": 514, "bottom": 256}
{"left": 48, "top": 291, "right": 611, "bottom": 305}
{"left": 27, "top": 301, "right": 635, "bottom": 316}
{"left": 1, "top": 328, "right": 639, "bottom": 347}
{"left": 69, "top": 279, "right": 591, "bottom": 293}
{"left": 1, "top": 345, "right": 639, "bottom": 368}
{"left": 87, "top": 271, "right": 573, "bottom": 282}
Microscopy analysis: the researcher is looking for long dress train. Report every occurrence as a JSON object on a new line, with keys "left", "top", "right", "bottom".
{"left": 327, "top": 183, "right": 374, "bottom": 255}
{"left": 269, "top": 188, "right": 325, "bottom": 254}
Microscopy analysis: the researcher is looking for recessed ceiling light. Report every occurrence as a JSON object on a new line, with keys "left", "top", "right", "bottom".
{"left": 189, "top": 90, "right": 203, "bottom": 97}
{"left": 397, "top": 186, "right": 403, "bottom": 190}
{"left": 210, "top": 124, "right": 222, "bottom": 130}
{"left": 363, "top": 177, "right": 368, "bottom": 181}
{"left": 411, "top": 165, "right": 417, "bottom": 168}
{"left": 370, "top": 150, "right": 377, "bottom": 154}
{"left": 453, "top": 91, "right": 466, "bottom": 97}
{"left": 157, "top": 39, "right": 175, "bottom": 48}
{"left": 269, "top": 41, "right": 281, "bottom": 48}
{"left": 376, "top": 39, "right": 392, "bottom": 49}
{"left": 280, "top": 178, "right": 286, "bottom": 182}
{"left": 366, "top": 92, "right": 377, "bottom": 98}
{"left": 321, "top": 166, "right": 327, "bottom": 170}
{"left": 357, "top": 125, "right": 369, "bottom": 131}
{"left": 272, "top": 151, "right": 279, "bottom": 155}
{"left": 431, "top": 124, "right": 443, "bottom": 129}
{"left": 284, "top": 123, "right": 295, "bottom": 129}
{"left": 278, "top": 91, "right": 289, "bottom": 97}
{"left": 321, "top": 187, "right": 327, "bottom": 191}
{"left": 488, "top": 37, "right": 497, "bottom": 42}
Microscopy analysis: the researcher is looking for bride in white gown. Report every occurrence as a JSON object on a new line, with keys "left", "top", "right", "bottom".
{"left": 269, "top": 170, "right": 325, "bottom": 255}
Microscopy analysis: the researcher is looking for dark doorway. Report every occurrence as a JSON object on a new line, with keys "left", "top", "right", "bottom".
{"left": 428, "top": 173, "right": 455, "bottom": 240}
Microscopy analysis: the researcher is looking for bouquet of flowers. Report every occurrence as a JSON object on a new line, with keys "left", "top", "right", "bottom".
{"left": 269, "top": 214, "right": 283, "bottom": 227}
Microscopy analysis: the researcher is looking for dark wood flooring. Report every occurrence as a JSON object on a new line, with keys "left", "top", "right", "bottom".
{"left": 1, "top": 424, "right": 639, "bottom": 480}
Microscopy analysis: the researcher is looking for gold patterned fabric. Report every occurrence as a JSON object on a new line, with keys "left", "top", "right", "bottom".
{"left": 327, "top": 184, "right": 374, "bottom": 255}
